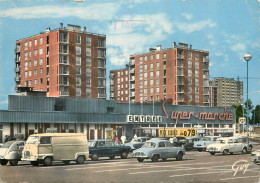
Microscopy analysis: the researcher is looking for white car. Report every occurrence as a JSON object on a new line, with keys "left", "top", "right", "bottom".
{"left": 193, "top": 136, "right": 220, "bottom": 152}
{"left": 251, "top": 150, "right": 260, "bottom": 164}
{"left": 206, "top": 137, "right": 250, "bottom": 155}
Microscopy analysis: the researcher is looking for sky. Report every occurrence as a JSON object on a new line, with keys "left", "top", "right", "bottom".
{"left": 0, "top": 0, "right": 259, "bottom": 110}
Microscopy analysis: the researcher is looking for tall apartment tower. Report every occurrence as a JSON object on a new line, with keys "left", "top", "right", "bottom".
{"left": 110, "top": 42, "right": 210, "bottom": 106}
{"left": 209, "top": 77, "right": 243, "bottom": 107}
{"left": 15, "top": 23, "right": 106, "bottom": 99}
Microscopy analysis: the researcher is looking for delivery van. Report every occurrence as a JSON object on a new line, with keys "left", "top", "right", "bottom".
{"left": 22, "top": 133, "right": 89, "bottom": 166}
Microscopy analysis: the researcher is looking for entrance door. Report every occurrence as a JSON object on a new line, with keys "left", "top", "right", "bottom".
{"left": 90, "top": 129, "right": 95, "bottom": 140}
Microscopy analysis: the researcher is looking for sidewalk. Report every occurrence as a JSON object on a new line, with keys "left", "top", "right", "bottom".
{"left": 235, "top": 132, "right": 260, "bottom": 138}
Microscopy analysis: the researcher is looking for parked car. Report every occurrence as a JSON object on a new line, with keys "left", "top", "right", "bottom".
{"left": 22, "top": 133, "right": 89, "bottom": 166}
{"left": 251, "top": 150, "right": 260, "bottom": 164}
{"left": 132, "top": 139, "right": 185, "bottom": 162}
{"left": 0, "top": 141, "right": 24, "bottom": 166}
{"left": 206, "top": 137, "right": 250, "bottom": 155}
{"left": 183, "top": 136, "right": 202, "bottom": 151}
{"left": 122, "top": 137, "right": 150, "bottom": 151}
{"left": 234, "top": 136, "right": 253, "bottom": 151}
{"left": 88, "top": 139, "right": 131, "bottom": 161}
{"left": 193, "top": 136, "right": 220, "bottom": 152}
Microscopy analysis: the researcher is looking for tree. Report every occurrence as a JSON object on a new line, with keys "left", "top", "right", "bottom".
{"left": 244, "top": 99, "right": 254, "bottom": 124}
{"left": 251, "top": 105, "right": 260, "bottom": 125}
{"left": 231, "top": 104, "right": 243, "bottom": 123}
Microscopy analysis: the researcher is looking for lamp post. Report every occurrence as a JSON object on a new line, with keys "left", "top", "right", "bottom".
{"left": 243, "top": 53, "right": 251, "bottom": 145}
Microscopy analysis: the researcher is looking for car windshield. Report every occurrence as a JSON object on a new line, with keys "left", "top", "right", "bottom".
{"left": 1, "top": 141, "right": 14, "bottom": 148}
{"left": 143, "top": 142, "right": 156, "bottom": 148}
{"left": 131, "top": 139, "right": 141, "bottom": 143}
{"left": 216, "top": 139, "right": 226, "bottom": 144}
{"left": 26, "top": 136, "right": 39, "bottom": 144}
{"left": 88, "top": 141, "right": 95, "bottom": 147}
{"left": 201, "top": 137, "right": 211, "bottom": 141}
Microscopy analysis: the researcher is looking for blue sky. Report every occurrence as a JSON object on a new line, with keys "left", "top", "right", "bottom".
{"left": 0, "top": 0, "right": 259, "bottom": 109}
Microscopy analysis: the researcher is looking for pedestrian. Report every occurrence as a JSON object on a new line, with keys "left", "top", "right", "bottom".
{"left": 115, "top": 135, "right": 118, "bottom": 144}
{"left": 4, "top": 135, "right": 8, "bottom": 143}
{"left": 121, "top": 135, "right": 126, "bottom": 144}
{"left": 134, "top": 134, "right": 137, "bottom": 139}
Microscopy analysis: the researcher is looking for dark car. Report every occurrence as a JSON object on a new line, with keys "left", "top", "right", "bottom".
{"left": 183, "top": 137, "right": 202, "bottom": 151}
{"left": 88, "top": 139, "right": 131, "bottom": 161}
{"left": 0, "top": 141, "right": 24, "bottom": 166}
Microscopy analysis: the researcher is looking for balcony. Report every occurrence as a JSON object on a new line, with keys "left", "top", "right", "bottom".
{"left": 59, "top": 91, "right": 69, "bottom": 96}
{"left": 130, "top": 76, "right": 135, "bottom": 81}
{"left": 130, "top": 84, "right": 135, "bottom": 89}
{"left": 59, "top": 81, "right": 69, "bottom": 86}
{"left": 110, "top": 81, "right": 114, "bottom": 85}
{"left": 15, "top": 67, "right": 21, "bottom": 72}
{"left": 130, "top": 68, "right": 135, "bottom": 74}
{"left": 98, "top": 93, "right": 106, "bottom": 98}
{"left": 15, "top": 47, "right": 21, "bottom": 53}
{"left": 130, "top": 60, "right": 135, "bottom": 65}
{"left": 130, "top": 92, "right": 135, "bottom": 97}
{"left": 177, "top": 54, "right": 184, "bottom": 59}
{"left": 59, "top": 61, "right": 69, "bottom": 65}
{"left": 203, "top": 75, "right": 209, "bottom": 79}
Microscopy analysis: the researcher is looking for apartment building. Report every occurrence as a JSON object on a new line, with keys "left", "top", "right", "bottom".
{"left": 110, "top": 42, "right": 210, "bottom": 106}
{"left": 15, "top": 23, "right": 106, "bottom": 99}
{"left": 209, "top": 78, "right": 243, "bottom": 107}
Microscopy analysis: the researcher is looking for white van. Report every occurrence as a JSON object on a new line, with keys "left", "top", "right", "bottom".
{"left": 22, "top": 133, "right": 89, "bottom": 166}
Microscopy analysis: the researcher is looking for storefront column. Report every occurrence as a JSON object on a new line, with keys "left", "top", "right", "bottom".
{"left": 125, "top": 124, "right": 133, "bottom": 141}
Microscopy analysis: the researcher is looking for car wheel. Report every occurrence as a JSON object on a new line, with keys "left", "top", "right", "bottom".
{"left": 222, "top": 149, "right": 229, "bottom": 155}
{"left": 162, "top": 158, "right": 167, "bottom": 161}
{"left": 176, "top": 152, "right": 183, "bottom": 161}
{"left": 242, "top": 147, "right": 247, "bottom": 154}
{"left": 137, "top": 158, "right": 144, "bottom": 162}
{"left": 230, "top": 152, "right": 234, "bottom": 155}
{"left": 109, "top": 156, "right": 115, "bottom": 160}
{"left": 210, "top": 152, "right": 215, "bottom": 155}
{"left": 9, "top": 160, "right": 18, "bottom": 166}
{"left": 76, "top": 156, "right": 85, "bottom": 164}
{"left": 31, "top": 161, "right": 38, "bottom": 166}
{"left": 151, "top": 155, "right": 159, "bottom": 162}
{"left": 0, "top": 160, "right": 8, "bottom": 166}
{"left": 63, "top": 160, "right": 70, "bottom": 165}
{"left": 198, "top": 149, "right": 202, "bottom": 152}
{"left": 91, "top": 154, "right": 99, "bottom": 161}
{"left": 43, "top": 157, "right": 53, "bottom": 166}
{"left": 121, "top": 152, "right": 128, "bottom": 159}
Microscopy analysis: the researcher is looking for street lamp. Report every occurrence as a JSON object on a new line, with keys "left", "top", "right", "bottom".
{"left": 243, "top": 53, "right": 251, "bottom": 145}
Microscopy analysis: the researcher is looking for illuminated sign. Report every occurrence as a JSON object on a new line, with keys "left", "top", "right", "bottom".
{"left": 127, "top": 115, "right": 162, "bottom": 123}
{"left": 159, "top": 128, "right": 196, "bottom": 137}
{"left": 162, "top": 99, "right": 234, "bottom": 125}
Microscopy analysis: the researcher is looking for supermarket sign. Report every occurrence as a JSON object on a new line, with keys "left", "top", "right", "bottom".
{"left": 127, "top": 115, "right": 162, "bottom": 123}
{"left": 159, "top": 128, "right": 196, "bottom": 138}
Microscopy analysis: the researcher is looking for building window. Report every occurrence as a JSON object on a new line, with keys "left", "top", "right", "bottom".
{"left": 76, "top": 87, "right": 81, "bottom": 96}
{"left": 86, "top": 37, "right": 91, "bottom": 46}
{"left": 40, "top": 68, "right": 43, "bottom": 74}
{"left": 76, "top": 66, "right": 81, "bottom": 75}
{"left": 98, "top": 49, "right": 105, "bottom": 58}
{"left": 144, "top": 56, "right": 147, "bottom": 61}
{"left": 156, "top": 70, "right": 159, "bottom": 76}
{"left": 98, "top": 38, "right": 106, "bottom": 47}
{"left": 156, "top": 87, "right": 159, "bottom": 93}
{"left": 40, "top": 78, "right": 43, "bottom": 84}
{"left": 60, "top": 33, "right": 68, "bottom": 43}
{"left": 34, "top": 39, "right": 37, "bottom": 46}
{"left": 86, "top": 88, "right": 91, "bottom": 97}
{"left": 150, "top": 54, "right": 153, "bottom": 60}
{"left": 86, "top": 48, "right": 91, "bottom": 57}
{"left": 150, "top": 79, "right": 153, "bottom": 85}
{"left": 76, "top": 77, "right": 81, "bottom": 86}
{"left": 76, "top": 35, "right": 81, "bottom": 44}
{"left": 76, "top": 56, "right": 81, "bottom": 65}
{"left": 34, "top": 49, "right": 37, "bottom": 56}
{"left": 39, "top": 58, "right": 43, "bottom": 65}
{"left": 156, "top": 53, "right": 159, "bottom": 59}
{"left": 24, "top": 62, "right": 28, "bottom": 70}
{"left": 150, "top": 87, "right": 153, "bottom": 93}
{"left": 34, "top": 69, "right": 37, "bottom": 76}
{"left": 34, "top": 79, "right": 37, "bottom": 85}
{"left": 144, "top": 64, "right": 147, "bottom": 70}
{"left": 34, "top": 59, "right": 37, "bottom": 66}
{"left": 29, "top": 51, "right": 31, "bottom": 57}
{"left": 29, "top": 60, "right": 32, "bottom": 67}
{"left": 28, "top": 81, "right": 31, "bottom": 86}
{"left": 39, "top": 48, "right": 43, "bottom": 55}
{"left": 29, "top": 41, "right": 31, "bottom": 47}
{"left": 86, "top": 68, "right": 91, "bottom": 76}
{"left": 86, "top": 58, "right": 91, "bottom": 66}
{"left": 188, "top": 52, "right": 192, "bottom": 59}
{"left": 59, "top": 44, "right": 68, "bottom": 54}
{"left": 40, "top": 38, "right": 43, "bottom": 45}
{"left": 24, "top": 52, "right": 28, "bottom": 60}
{"left": 24, "top": 42, "right": 28, "bottom": 50}
{"left": 150, "top": 71, "right": 153, "bottom": 77}
{"left": 29, "top": 70, "right": 32, "bottom": 77}
{"left": 86, "top": 77, "right": 91, "bottom": 86}
{"left": 139, "top": 56, "right": 143, "bottom": 63}
{"left": 76, "top": 46, "right": 81, "bottom": 55}
{"left": 150, "top": 63, "right": 153, "bottom": 69}
{"left": 144, "top": 72, "right": 147, "bottom": 78}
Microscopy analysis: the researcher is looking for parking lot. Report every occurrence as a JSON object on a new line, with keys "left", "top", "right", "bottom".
{"left": 0, "top": 144, "right": 259, "bottom": 183}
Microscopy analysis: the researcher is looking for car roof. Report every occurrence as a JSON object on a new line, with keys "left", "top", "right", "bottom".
{"left": 88, "top": 139, "right": 113, "bottom": 142}
{"left": 29, "top": 133, "right": 86, "bottom": 137}
{"left": 146, "top": 139, "right": 169, "bottom": 143}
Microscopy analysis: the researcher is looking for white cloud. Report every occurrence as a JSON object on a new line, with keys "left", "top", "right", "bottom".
{"left": 107, "top": 13, "right": 174, "bottom": 66}
{"left": 215, "top": 51, "right": 223, "bottom": 56}
{"left": 0, "top": 3, "right": 120, "bottom": 21}
{"left": 0, "top": 99, "right": 8, "bottom": 105}
{"left": 181, "top": 13, "right": 193, "bottom": 20}
{"left": 175, "top": 19, "right": 216, "bottom": 34}
{"left": 230, "top": 43, "right": 246, "bottom": 58}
